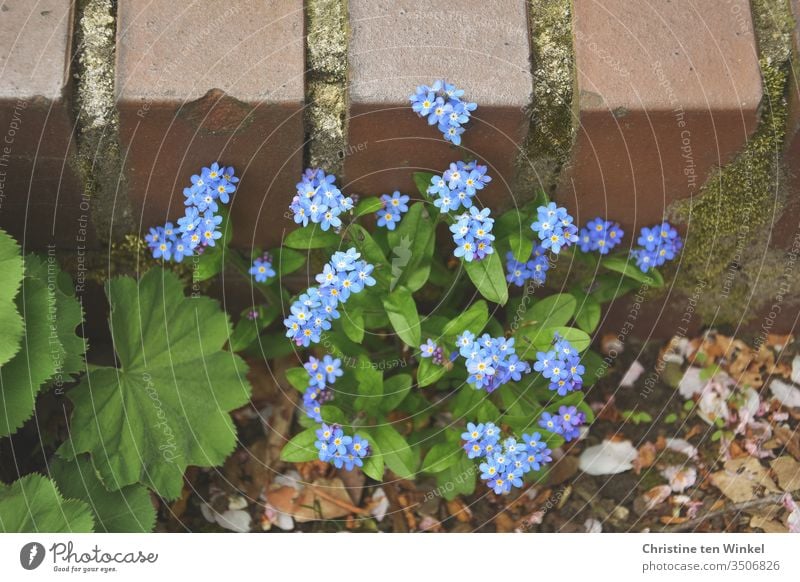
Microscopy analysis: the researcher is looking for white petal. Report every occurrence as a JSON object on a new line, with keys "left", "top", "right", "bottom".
{"left": 791, "top": 356, "right": 800, "bottom": 385}
{"left": 215, "top": 509, "right": 251, "bottom": 533}
{"left": 620, "top": 360, "right": 645, "bottom": 388}
{"left": 770, "top": 379, "right": 800, "bottom": 408}
{"left": 678, "top": 367, "right": 704, "bottom": 399}
{"left": 579, "top": 440, "right": 638, "bottom": 475}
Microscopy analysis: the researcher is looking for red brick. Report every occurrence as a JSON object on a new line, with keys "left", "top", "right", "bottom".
{"left": 559, "top": 0, "right": 763, "bottom": 232}
{"left": 344, "top": 0, "right": 531, "bottom": 208}
{"left": 0, "top": 0, "right": 92, "bottom": 249}
{"left": 116, "top": 0, "right": 305, "bottom": 247}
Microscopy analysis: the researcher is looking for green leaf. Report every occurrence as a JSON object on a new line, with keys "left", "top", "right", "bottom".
{"left": 591, "top": 274, "right": 640, "bottom": 304}
{"left": 412, "top": 172, "right": 435, "bottom": 198}
{"left": 62, "top": 269, "right": 251, "bottom": 500}
{"left": 523, "top": 293, "right": 577, "bottom": 328}
{"left": 0, "top": 474, "right": 94, "bottom": 532}
{"left": 280, "top": 428, "right": 319, "bottom": 462}
{"left": 509, "top": 233, "right": 533, "bottom": 263}
{"left": 380, "top": 373, "right": 413, "bottom": 412}
{"left": 50, "top": 455, "right": 156, "bottom": 533}
{"left": 417, "top": 358, "right": 446, "bottom": 388}
{"left": 285, "top": 367, "right": 309, "bottom": 392}
{"left": 387, "top": 203, "right": 436, "bottom": 292}
{"left": 436, "top": 456, "right": 476, "bottom": 501}
{"left": 0, "top": 277, "right": 59, "bottom": 436}
{"left": 340, "top": 307, "right": 365, "bottom": 343}
{"left": 442, "top": 300, "right": 489, "bottom": 337}
{"left": 354, "top": 356, "right": 383, "bottom": 412}
{"left": 603, "top": 256, "right": 664, "bottom": 287}
{"left": 284, "top": 227, "right": 340, "bottom": 250}
{"left": 273, "top": 247, "right": 306, "bottom": 276}
{"left": 571, "top": 290, "right": 602, "bottom": 334}
{"left": 354, "top": 196, "right": 384, "bottom": 217}
{"left": 193, "top": 242, "right": 224, "bottom": 281}
{"left": 0, "top": 228, "right": 23, "bottom": 367}
{"left": 580, "top": 350, "right": 607, "bottom": 386}
{"left": 421, "top": 443, "right": 460, "bottom": 473}
{"left": 464, "top": 253, "right": 508, "bottom": 305}
{"left": 515, "top": 326, "right": 591, "bottom": 357}
{"left": 383, "top": 286, "right": 421, "bottom": 347}
{"left": 359, "top": 433, "right": 384, "bottom": 481}
{"left": 370, "top": 425, "right": 417, "bottom": 479}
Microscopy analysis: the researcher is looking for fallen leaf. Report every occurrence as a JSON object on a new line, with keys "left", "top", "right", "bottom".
{"left": 633, "top": 442, "right": 657, "bottom": 474}
{"left": 774, "top": 425, "right": 800, "bottom": 460}
{"left": 579, "top": 440, "right": 637, "bottom": 475}
{"left": 749, "top": 515, "right": 789, "bottom": 533}
{"left": 620, "top": 360, "right": 645, "bottom": 387}
{"left": 710, "top": 457, "right": 780, "bottom": 503}
{"left": 770, "top": 456, "right": 800, "bottom": 492}
{"left": 633, "top": 485, "right": 672, "bottom": 516}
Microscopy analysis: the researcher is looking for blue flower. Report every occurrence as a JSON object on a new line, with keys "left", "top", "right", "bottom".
{"left": 579, "top": 217, "right": 624, "bottom": 254}
{"left": 409, "top": 81, "right": 477, "bottom": 142}
{"left": 376, "top": 208, "right": 400, "bottom": 230}
{"left": 171, "top": 236, "right": 194, "bottom": 262}
{"left": 289, "top": 169, "right": 353, "bottom": 230}
{"left": 249, "top": 257, "right": 276, "bottom": 283}
{"left": 632, "top": 221, "right": 682, "bottom": 272}
{"left": 420, "top": 339, "right": 437, "bottom": 358}
{"left": 531, "top": 204, "right": 578, "bottom": 254}
{"left": 151, "top": 239, "right": 172, "bottom": 260}
{"left": 321, "top": 355, "right": 343, "bottom": 384}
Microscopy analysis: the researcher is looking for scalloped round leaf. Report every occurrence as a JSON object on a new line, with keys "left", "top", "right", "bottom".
{"left": 62, "top": 269, "right": 251, "bottom": 500}
{"left": 0, "top": 474, "right": 94, "bottom": 532}
{"left": 280, "top": 427, "right": 319, "bottom": 462}
{"left": 0, "top": 228, "right": 24, "bottom": 367}
{"left": 0, "top": 277, "right": 60, "bottom": 436}
{"left": 50, "top": 455, "right": 156, "bottom": 532}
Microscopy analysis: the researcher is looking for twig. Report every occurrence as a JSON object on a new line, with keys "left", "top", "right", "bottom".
{"left": 660, "top": 493, "right": 786, "bottom": 533}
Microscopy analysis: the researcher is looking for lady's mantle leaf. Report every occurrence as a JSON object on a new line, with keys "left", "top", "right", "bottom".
{"left": 0, "top": 474, "right": 94, "bottom": 532}
{"left": 50, "top": 455, "right": 156, "bottom": 533}
{"left": 61, "top": 269, "right": 251, "bottom": 500}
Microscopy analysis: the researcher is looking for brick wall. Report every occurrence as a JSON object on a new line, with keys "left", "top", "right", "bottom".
{"left": 1, "top": 0, "right": 798, "bottom": 336}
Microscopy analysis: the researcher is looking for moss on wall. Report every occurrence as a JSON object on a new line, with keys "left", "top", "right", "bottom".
{"left": 668, "top": 0, "right": 796, "bottom": 323}
{"left": 516, "top": 0, "right": 576, "bottom": 196}
{"left": 305, "top": 0, "right": 349, "bottom": 174}
{"left": 72, "top": 0, "right": 132, "bottom": 242}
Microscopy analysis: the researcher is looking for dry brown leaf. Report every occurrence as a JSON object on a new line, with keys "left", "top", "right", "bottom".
{"left": 446, "top": 499, "right": 472, "bottom": 523}
{"left": 749, "top": 515, "right": 789, "bottom": 533}
{"left": 710, "top": 457, "right": 780, "bottom": 502}
{"left": 774, "top": 425, "right": 800, "bottom": 460}
{"left": 494, "top": 512, "right": 516, "bottom": 532}
{"left": 633, "top": 484, "right": 671, "bottom": 516}
{"left": 660, "top": 515, "right": 689, "bottom": 525}
{"left": 633, "top": 442, "right": 657, "bottom": 474}
{"left": 770, "top": 456, "right": 800, "bottom": 492}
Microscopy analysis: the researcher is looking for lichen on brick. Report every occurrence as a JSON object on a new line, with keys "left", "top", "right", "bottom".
{"left": 72, "top": 0, "right": 132, "bottom": 242}
{"left": 516, "top": 0, "right": 575, "bottom": 196}
{"left": 667, "top": 0, "right": 796, "bottom": 324}
{"left": 305, "top": 0, "right": 348, "bottom": 174}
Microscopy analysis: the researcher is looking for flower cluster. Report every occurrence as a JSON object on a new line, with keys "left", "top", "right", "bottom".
{"left": 409, "top": 80, "right": 477, "bottom": 145}
{"left": 462, "top": 422, "right": 552, "bottom": 494}
{"left": 427, "top": 161, "right": 491, "bottom": 213}
{"left": 145, "top": 163, "right": 237, "bottom": 262}
{"left": 539, "top": 405, "right": 586, "bottom": 442}
{"left": 284, "top": 248, "right": 376, "bottom": 346}
{"left": 530, "top": 203, "right": 579, "bottom": 254}
{"left": 533, "top": 335, "right": 585, "bottom": 396}
{"left": 249, "top": 252, "right": 276, "bottom": 283}
{"left": 315, "top": 423, "right": 369, "bottom": 471}
{"left": 301, "top": 355, "right": 342, "bottom": 422}
{"left": 449, "top": 206, "right": 495, "bottom": 262}
{"left": 455, "top": 332, "right": 530, "bottom": 392}
{"left": 375, "top": 191, "right": 410, "bottom": 230}
{"left": 578, "top": 218, "right": 624, "bottom": 255}
{"left": 505, "top": 245, "right": 550, "bottom": 287}
{"left": 632, "top": 222, "right": 683, "bottom": 273}
{"left": 289, "top": 168, "right": 354, "bottom": 231}
{"left": 420, "top": 339, "right": 445, "bottom": 365}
